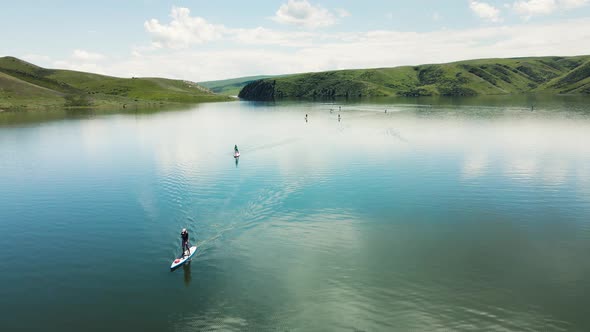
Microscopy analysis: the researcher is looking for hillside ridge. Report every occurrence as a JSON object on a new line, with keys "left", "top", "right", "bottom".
{"left": 238, "top": 56, "right": 590, "bottom": 101}
{"left": 0, "top": 56, "right": 231, "bottom": 110}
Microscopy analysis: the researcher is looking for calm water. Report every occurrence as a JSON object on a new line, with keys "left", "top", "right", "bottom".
{"left": 1, "top": 97, "right": 590, "bottom": 331}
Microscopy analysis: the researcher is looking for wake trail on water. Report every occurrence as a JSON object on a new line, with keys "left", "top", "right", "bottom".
{"left": 245, "top": 137, "right": 300, "bottom": 154}
{"left": 193, "top": 174, "right": 310, "bottom": 257}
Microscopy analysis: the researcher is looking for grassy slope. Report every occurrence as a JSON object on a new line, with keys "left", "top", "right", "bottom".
{"left": 0, "top": 71, "right": 65, "bottom": 109}
{"left": 540, "top": 60, "right": 590, "bottom": 94}
{"left": 0, "top": 56, "right": 231, "bottom": 110}
{"left": 199, "top": 75, "right": 276, "bottom": 96}
{"left": 238, "top": 56, "right": 590, "bottom": 100}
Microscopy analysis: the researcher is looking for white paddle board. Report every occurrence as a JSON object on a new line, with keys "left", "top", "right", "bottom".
{"left": 170, "top": 246, "right": 197, "bottom": 270}
{"left": 234, "top": 152, "right": 240, "bottom": 158}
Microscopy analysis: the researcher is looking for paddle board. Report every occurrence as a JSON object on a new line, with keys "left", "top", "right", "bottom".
{"left": 234, "top": 152, "right": 240, "bottom": 158}
{"left": 170, "top": 246, "right": 197, "bottom": 270}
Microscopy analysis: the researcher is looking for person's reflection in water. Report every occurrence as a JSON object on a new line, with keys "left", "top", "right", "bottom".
{"left": 183, "top": 263, "right": 192, "bottom": 287}
{"left": 235, "top": 156, "right": 239, "bottom": 168}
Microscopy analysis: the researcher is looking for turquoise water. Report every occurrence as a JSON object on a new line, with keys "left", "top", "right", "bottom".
{"left": 1, "top": 98, "right": 590, "bottom": 331}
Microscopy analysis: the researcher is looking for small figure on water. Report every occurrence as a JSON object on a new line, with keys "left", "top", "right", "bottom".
{"left": 305, "top": 114, "right": 308, "bottom": 122}
{"left": 180, "top": 228, "right": 190, "bottom": 257}
{"left": 235, "top": 144, "right": 239, "bottom": 154}
{"left": 385, "top": 109, "right": 387, "bottom": 113}
{"left": 338, "top": 114, "right": 341, "bottom": 122}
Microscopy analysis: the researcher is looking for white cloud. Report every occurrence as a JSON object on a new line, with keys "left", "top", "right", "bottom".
{"left": 335, "top": 8, "right": 351, "bottom": 18}
{"left": 144, "top": 6, "right": 226, "bottom": 48}
{"left": 470, "top": 1, "right": 502, "bottom": 22}
{"left": 72, "top": 49, "right": 105, "bottom": 61}
{"left": 272, "top": 0, "right": 339, "bottom": 29}
{"left": 33, "top": 17, "right": 590, "bottom": 82}
{"left": 44, "top": 49, "right": 107, "bottom": 74}
{"left": 144, "top": 6, "right": 320, "bottom": 49}
{"left": 232, "top": 27, "right": 314, "bottom": 47}
{"left": 512, "top": 0, "right": 589, "bottom": 19}
{"left": 560, "top": 0, "right": 590, "bottom": 8}
{"left": 512, "top": 0, "right": 557, "bottom": 17}
{"left": 21, "top": 51, "right": 105, "bottom": 70}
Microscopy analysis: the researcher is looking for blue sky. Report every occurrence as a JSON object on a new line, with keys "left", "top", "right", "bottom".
{"left": 1, "top": 0, "right": 590, "bottom": 81}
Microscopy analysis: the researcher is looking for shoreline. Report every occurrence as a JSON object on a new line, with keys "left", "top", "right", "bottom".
{"left": 0, "top": 96, "right": 237, "bottom": 113}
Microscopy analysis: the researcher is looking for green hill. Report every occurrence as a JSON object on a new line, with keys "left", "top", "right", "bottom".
{"left": 199, "top": 75, "right": 276, "bottom": 96}
{"left": 0, "top": 56, "right": 232, "bottom": 110}
{"left": 238, "top": 56, "right": 590, "bottom": 100}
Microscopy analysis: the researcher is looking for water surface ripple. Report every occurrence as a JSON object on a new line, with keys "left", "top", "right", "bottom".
{"left": 1, "top": 97, "right": 590, "bottom": 331}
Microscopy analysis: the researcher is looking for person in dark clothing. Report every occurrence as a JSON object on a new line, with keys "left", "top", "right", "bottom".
{"left": 234, "top": 145, "right": 239, "bottom": 153}
{"left": 181, "top": 228, "right": 190, "bottom": 257}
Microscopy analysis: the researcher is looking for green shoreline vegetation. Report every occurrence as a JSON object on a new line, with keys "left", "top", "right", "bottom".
{"left": 238, "top": 55, "right": 590, "bottom": 101}
{"left": 0, "top": 56, "right": 233, "bottom": 111}
{"left": 3, "top": 55, "right": 590, "bottom": 110}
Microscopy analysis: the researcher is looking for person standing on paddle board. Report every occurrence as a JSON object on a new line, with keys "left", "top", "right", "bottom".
{"left": 234, "top": 145, "right": 239, "bottom": 154}
{"left": 181, "top": 228, "right": 190, "bottom": 257}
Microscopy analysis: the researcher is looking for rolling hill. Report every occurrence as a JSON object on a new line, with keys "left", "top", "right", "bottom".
{"left": 0, "top": 56, "right": 232, "bottom": 110}
{"left": 199, "top": 75, "right": 276, "bottom": 96}
{"left": 238, "top": 56, "right": 590, "bottom": 101}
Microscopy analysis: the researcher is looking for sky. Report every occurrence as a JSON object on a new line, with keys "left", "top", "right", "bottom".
{"left": 1, "top": 0, "right": 590, "bottom": 81}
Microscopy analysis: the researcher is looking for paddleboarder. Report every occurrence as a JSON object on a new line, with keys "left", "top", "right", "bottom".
{"left": 181, "top": 228, "right": 190, "bottom": 257}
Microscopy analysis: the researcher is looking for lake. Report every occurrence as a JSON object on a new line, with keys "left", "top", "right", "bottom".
{"left": 1, "top": 96, "right": 590, "bottom": 331}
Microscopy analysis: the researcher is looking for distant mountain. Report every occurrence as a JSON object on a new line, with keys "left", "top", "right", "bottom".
{"left": 0, "top": 56, "right": 231, "bottom": 110}
{"left": 238, "top": 56, "right": 590, "bottom": 101}
{"left": 199, "top": 75, "right": 277, "bottom": 96}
